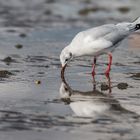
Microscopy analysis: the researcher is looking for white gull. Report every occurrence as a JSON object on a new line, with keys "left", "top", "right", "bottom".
{"left": 60, "top": 17, "right": 140, "bottom": 78}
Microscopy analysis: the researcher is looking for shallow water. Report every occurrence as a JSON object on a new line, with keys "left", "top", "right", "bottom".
{"left": 0, "top": 0, "right": 140, "bottom": 140}
{"left": 0, "top": 26, "right": 140, "bottom": 139}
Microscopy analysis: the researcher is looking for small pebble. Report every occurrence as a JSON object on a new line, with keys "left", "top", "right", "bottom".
{"left": 117, "top": 83, "right": 128, "bottom": 90}
{"left": 78, "top": 7, "right": 99, "bottom": 16}
{"left": 3, "top": 57, "right": 13, "bottom": 62}
{"left": 35, "top": 80, "right": 41, "bottom": 84}
{"left": 101, "top": 83, "right": 109, "bottom": 91}
{"left": 15, "top": 44, "right": 23, "bottom": 49}
{"left": 0, "top": 70, "right": 12, "bottom": 78}
{"left": 117, "top": 7, "right": 130, "bottom": 13}
{"left": 131, "top": 73, "right": 140, "bottom": 78}
{"left": 19, "top": 33, "right": 27, "bottom": 38}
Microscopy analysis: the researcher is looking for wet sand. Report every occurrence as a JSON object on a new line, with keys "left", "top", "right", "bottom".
{"left": 0, "top": 26, "right": 140, "bottom": 140}
{"left": 0, "top": 0, "right": 140, "bottom": 140}
{"left": 0, "top": 130, "right": 119, "bottom": 140}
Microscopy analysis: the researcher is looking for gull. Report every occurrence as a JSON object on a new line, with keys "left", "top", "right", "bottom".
{"left": 60, "top": 17, "right": 140, "bottom": 78}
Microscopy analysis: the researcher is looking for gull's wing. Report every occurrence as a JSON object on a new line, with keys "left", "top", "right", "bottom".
{"left": 84, "top": 23, "right": 130, "bottom": 44}
{"left": 83, "top": 23, "right": 130, "bottom": 49}
{"left": 70, "top": 23, "right": 131, "bottom": 56}
{"left": 70, "top": 24, "right": 117, "bottom": 48}
{"left": 83, "top": 24, "right": 117, "bottom": 39}
{"left": 103, "top": 24, "right": 130, "bottom": 45}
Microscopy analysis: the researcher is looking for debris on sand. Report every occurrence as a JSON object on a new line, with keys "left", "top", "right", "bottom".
{"left": 117, "top": 6, "right": 130, "bottom": 13}
{"left": 130, "top": 73, "right": 140, "bottom": 80}
{"left": 0, "top": 70, "right": 13, "bottom": 78}
{"left": 2, "top": 57, "right": 14, "bottom": 63}
{"left": 44, "top": 10, "right": 52, "bottom": 15}
{"left": 117, "top": 83, "right": 128, "bottom": 90}
{"left": 15, "top": 44, "right": 23, "bottom": 49}
{"left": 83, "top": 0, "right": 91, "bottom": 4}
{"left": 2, "top": 57, "right": 16, "bottom": 65}
{"left": 19, "top": 33, "right": 27, "bottom": 38}
{"left": 6, "top": 29, "right": 17, "bottom": 33}
{"left": 78, "top": 7, "right": 99, "bottom": 16}
{"left": 101, "top": 83, "right": 109, "bottom": 91}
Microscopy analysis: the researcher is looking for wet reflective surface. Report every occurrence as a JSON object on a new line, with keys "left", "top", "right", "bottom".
{"left": 0, "top": 26, "right": 140, "bottom": 139}
{"left": 0, "top": 0, "right": 140, "bottom": 140}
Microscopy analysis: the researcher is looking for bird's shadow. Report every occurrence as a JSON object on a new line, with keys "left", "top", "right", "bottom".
{"left": 59, "top": 75, "right": 138, "bottom": 118}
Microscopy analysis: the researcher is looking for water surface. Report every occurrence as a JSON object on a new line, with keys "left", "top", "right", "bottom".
{"left": 0, "top": 0, "right": 140, "bottom": 139}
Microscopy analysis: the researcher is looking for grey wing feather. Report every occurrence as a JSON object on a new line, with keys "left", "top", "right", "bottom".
{"left": 103, "top": 26, "right": 130, "bottom": 45}
{"left": 70, "top": 23, "right": 131, "bottom": 55}
{"left": 71, "top": 24, "right": 117, "bottom": 44}
{"left": 83, "top": 24, "right": 117, "bottom": 39}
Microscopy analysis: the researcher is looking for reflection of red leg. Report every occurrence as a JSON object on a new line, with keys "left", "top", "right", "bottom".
{"left": 105, "top": 74, "right": 112, "bottom": 94}
{"left": 92, "top": 76, "right": 96, "bottom": 91}
{"left": 92, "top": 57, "right": 96, "bottom": 77}
{"left": 105, "top": 53, "right": 112, "bottom": 76}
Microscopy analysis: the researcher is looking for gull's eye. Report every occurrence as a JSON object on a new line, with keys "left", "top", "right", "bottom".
{"left": 70, "top": 52, "right": 72, "bottom": 57}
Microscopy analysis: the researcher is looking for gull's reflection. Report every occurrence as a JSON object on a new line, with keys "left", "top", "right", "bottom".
{"left": 60, "top": 75, "right": 135, "bottom": 117}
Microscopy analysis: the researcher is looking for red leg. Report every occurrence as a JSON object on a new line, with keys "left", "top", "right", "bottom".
{"left": 92, "top": 57, "right": 96, "bottom": 77}
{"left": 105, "top": 53, "right": 112, "bottom": 76}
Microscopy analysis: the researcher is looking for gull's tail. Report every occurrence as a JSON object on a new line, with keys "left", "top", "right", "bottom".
{"left": 123, "top": 17, "right": 140, "bottom": 32}
{"left": 132, "top": 17, "right": 140, "bottom": 24}
{"left": 117, "top": 17, "right": 140, "bottom": 32}
{"left": 131, "top": 17, "right": 140, "bottom": 31}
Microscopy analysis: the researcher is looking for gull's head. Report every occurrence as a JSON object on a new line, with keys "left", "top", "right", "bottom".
{"left": 60, "top": 47, "right": 73, "bottom": 67}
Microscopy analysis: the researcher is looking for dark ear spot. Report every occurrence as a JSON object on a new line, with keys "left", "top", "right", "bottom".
{"left": 70, "top": 52, "right": 72, "bottom": 57}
